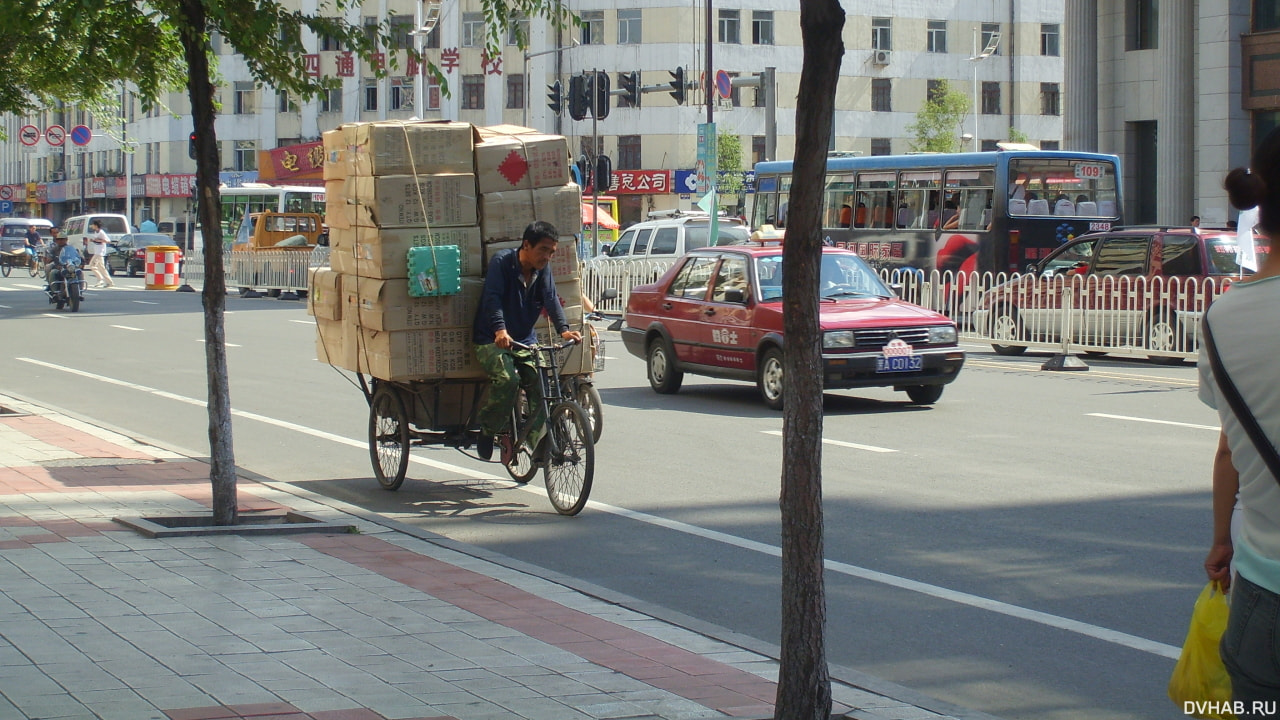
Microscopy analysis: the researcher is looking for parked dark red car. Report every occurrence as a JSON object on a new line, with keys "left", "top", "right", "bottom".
{"left": 621, "top": 245, "right": 965, "bottom": 409}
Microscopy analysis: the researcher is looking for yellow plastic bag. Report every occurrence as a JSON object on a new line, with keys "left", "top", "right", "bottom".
{"left": 1169, "top": 582, "right": 1236, "bottom": 720}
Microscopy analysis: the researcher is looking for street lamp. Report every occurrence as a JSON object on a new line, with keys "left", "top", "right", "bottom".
{"left": 411, "top": 0, "right": 443, "bottom": 119}
{"left": 969, "top": 27, "right": 1000, "bottom": 153}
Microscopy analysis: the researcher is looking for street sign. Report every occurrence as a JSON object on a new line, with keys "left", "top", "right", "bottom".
{"left": 0, "top": 187, "right": 12, "bottom": 201}
{"left": 45, "top": 125, "right": 65, "bottom": 146}
{"left": 0, "top": 201, "right": 11, "bottom": 214}
{"left": 715, "top": 70, "right": 732, "bottom": 99}
{"left": 19, "top": 125, "right": 39, "bottom": 146}
{"left": 70, "top": 125, "right": 92, "bottom": 146}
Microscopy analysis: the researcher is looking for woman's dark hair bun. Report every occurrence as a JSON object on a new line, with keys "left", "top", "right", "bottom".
{"left": 1225, "top": 167, "right": 1267, "bottom": 211}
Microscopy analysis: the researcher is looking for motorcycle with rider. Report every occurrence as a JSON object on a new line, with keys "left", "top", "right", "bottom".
{"left": 44, "top": 233, "right": 85, "bottom": 312}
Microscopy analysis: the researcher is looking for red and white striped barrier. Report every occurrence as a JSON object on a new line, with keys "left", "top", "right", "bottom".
{"left": 144, "top": 246, "right": 182, "bottom": 290}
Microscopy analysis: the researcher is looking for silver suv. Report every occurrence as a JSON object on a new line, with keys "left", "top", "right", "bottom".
{"left": 603, "top": 211, "right": 751, "bottom": 261}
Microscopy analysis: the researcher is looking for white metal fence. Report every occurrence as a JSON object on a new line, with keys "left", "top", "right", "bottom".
{"left": 182, "top": 247, "right": 330, "bottom": 296}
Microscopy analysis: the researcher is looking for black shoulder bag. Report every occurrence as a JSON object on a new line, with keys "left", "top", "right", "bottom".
{"left": 1202, "top": 315, "right": 1280, "bottom": 480}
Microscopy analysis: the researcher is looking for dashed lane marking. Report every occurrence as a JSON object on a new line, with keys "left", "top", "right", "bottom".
{"left": 1088, "top": 412, "right": 1218, "bottom": 431}
{"left": 761, "top": 429, "right": 896, "bottom": 453}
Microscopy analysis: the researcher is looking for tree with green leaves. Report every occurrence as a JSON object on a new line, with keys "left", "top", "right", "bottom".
{"left": 906, "top": 79, "right": 970, "bottom": 154}
{"left": 774, "top": 0, "right": 843, "bottom": 716}
{"left": 2, "top": 0, "right": 571, "bottom": 525}
{"left": 717, "top": 133, "right": 746, "bottom": 215}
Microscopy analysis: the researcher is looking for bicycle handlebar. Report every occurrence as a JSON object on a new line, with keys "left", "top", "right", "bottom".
{"left": 510, "top": 337, "right": 581, "bottom": 352}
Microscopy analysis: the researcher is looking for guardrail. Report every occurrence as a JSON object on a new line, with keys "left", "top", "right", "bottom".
{"left": 582, "top": 257, "right": 676, "bottom": 315}
{"left": 180, "top": 247, "right": 330, "bottom": 297}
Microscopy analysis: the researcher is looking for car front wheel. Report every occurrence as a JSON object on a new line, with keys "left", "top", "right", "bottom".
{"left": 758, "top": 348, "right": 784, "bottom": 411}
{"left": 646, "top": 337, "right": 683, "bottom": 394}
{"left": 904, "top": 385, "right": 944, "bottom": 404}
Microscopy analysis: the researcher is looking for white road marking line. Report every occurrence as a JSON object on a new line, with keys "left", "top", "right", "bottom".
{"left": 41, "top": 313, "right": 69, "bottom": 319}
{"left": 111, "top": 325, "right": 144, "bottom": 332}
{"left": 15, "top": 355, "right": 1182, "bottom": 661}
{"left": 1088, "top": 413, "right": 1218, "bottom": 431}
{"left": 133, "top": 300, "right": 159, "bottom": 305}
{"left": 761, "top": 429, "right": 897, "bottom": 453}
{"left": 290, "top": 319, "right": 316, "bottom": 325}
{"left": 0, "top": 304, "right": 10, "bottom": 308}
{"left": 16, "top": 283, "right": 45, "bottom": 290}
{"left": 194, "top": 339, "right": 241, "bottom": 347}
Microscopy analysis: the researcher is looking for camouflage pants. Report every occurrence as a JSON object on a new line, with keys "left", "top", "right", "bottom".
{"left": 475, "top": 343, "right": 546, "bottom": 441}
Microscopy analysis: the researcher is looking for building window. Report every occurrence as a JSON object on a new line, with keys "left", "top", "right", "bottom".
{"left": 423, "top": 26, "right": 440, "bottom": 49}
{"left": 719, "top": 10, "right": 741, "bottom": 44}
{"left": 927, "top": 79, "right": 944, "bottom": 103}
{"left": 753, "top": 11, "right": 774, "bottom": 45}
{"left": 278, "top": 91, "right": 298, "bottom": 113}
{"left": 872, "top": 17, "right": 892, "bottom": 51}
{"left": 320, "top": 22, "right": 343, "bottom": 52}
{"left": 463, "top": 13, "right": 484, "bottom": 47}
{"left": 506, "top": 73, "right": 524, "bottom": 109}
{"left": 364, "top": 80, "right": 378, "bottom": 111}
{"left": 927, "top": 20, "right": 947, "bottom": 53}
{"left": 752, "top": 136, "right": 766, "bottom": 165}
{"left": 1257, "top": 0, "right": 1280, "bottom": 31}
{"left": 1040, "top": 23, "right": 1060, "bottom": 56}
{"left": 425, "top": 75, "right": 441, "bottom": 110}
{"left": 582, "top": 11, "right": 604, "bottom": 45}
{"left": 619, "top": 9, "right": 641, "bottom": 44}
{"left": 462, "top": 74, "right": 485, "bottom": 109}
{"left": 320, "top": 88, "right": 342, "bottom": 113}
{"left": 234, "top": 82, "right": 257, "bottom": 115}
{"left": 871, "top": 138, "right": 891, "bottom": 156}
{"left": 871, "top": 78, "right": 891, "bottom": 112}
{"left": 981, "top": 81, "right": 1000, "bottom": 114}
{"left": 1041, "top": 140, "right": 1060, "bottom": 151}
{"left": 1128, "top": 0, "right": 1157, "bottom": 50}
{"left": 982, "top": 23, "right": 1002, "bottom": 54}
{"left": 507, "top": 16, "right": 529, "bottom": 46}
{"left": 391, "top": 79, "right": 412, "bottom": 110}
{"left": 981, "top": 139, "right": 999, "bottom": 152}
{"left": 1040, "top": 83, "right": 1061, "bottom": 116}
{"left": 390, "top": 15, "right": 414, "bottom": 49}
{"left": 235, "top": 140, "right": 257, "bottom": 171}
{"left": 618, "top": 135, "right": 641, "bottom": 169}
{"left": 362, "top": 16, "right": 378, "bottom": 46}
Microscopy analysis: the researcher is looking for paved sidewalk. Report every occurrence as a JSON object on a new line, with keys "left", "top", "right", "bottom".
{"left": 0, "top": 393, "right": 992, "bottom": 720}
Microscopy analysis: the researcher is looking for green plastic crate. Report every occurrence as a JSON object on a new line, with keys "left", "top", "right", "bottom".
{"left": 407, "top": 244, "right": 462, "bottom": 297}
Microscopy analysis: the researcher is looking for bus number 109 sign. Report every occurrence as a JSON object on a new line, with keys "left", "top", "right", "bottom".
{"left": 1075, "top": 163, "right": 1105, "bottom": 180}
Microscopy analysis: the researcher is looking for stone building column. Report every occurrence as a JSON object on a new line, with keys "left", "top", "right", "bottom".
{"left": 1063, "top": 0, "right": 1098, "bottom": 152}
{"left": 1157, "top": 0, "right": 1194, "bottom": 225}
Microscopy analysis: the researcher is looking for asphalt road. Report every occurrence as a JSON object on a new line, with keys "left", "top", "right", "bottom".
{"left": 0, "top": 275, "right": 1216, "bottom": 720}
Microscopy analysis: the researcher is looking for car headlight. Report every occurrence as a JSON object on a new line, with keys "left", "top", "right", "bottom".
{"left": 823, "top": 330, "right": 855, "bottom": 349}
{"left": 928, "top": 325, "right": 958, "bottom": 344}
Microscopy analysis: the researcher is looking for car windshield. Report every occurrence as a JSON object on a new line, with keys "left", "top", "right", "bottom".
{"left": 1206, "top": 234, "right": 1271, "bottom": 275}
{"left": 754, "top": 252, "right": 892, "bottom": 302}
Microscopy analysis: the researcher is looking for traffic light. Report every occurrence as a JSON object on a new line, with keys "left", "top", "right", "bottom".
{"left": 547, "top": 80, "right": 563, "bottom": 116}
{"left": 188, "top": 132, "right": 197, "bottom": 160}
{"left": 668, "top": 67, "right": 686, "bottom": 105}
{"left": 592, "top": 71, "right": 610, "bottom": 120}
{"left": 619, "top": 71, "right": 640, "bottom": 107}
{"left": 568, "top": 74, "right": 589, "bottom": 121}
{"left": 574, "top": 154, "right": 591, "bottom": 188}
{"left": 595, "top": 155, "right": 613, "bottom": 192}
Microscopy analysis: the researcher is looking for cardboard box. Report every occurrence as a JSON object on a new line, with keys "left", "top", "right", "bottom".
{"left": 480, "top": 184, "right": 582, "bottom": 242}
{"left": 484, "top": 237, "right": 579, "bottom": 282}
{"left": 329, "top": 226, "right": 484, "bottom": 279}
{"left": 315, "top": 317, "right": 357, "bottom": 371}
{"left": 345, "top": 174, "right": 478, "bottom": 228}
{"left": 322, "top": 128, "right": 347, "bottom": 181}
{"left": 306, "top": 267, "right": 344, "bottom": 321}
{"left": 474, "top": 130, "right": 570, "bottom": 194}
{"left": 325, "top": 179, "right": 351, "bottom": 229}
{"left": 345, "top": 276, "right": 483, "bottom": 332}
{"left": 536, "top": 325, "right": 596, "bottom": 375}
{"left": 345, "top": 121, "right": 477, "bottom": 177}
{"left": 356, "top": 327, "right": 485, "bottom": 381}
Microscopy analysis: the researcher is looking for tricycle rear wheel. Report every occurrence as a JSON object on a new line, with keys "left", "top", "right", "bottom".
{"left": 369, "top": 384, "right": 411, "bottom": 490}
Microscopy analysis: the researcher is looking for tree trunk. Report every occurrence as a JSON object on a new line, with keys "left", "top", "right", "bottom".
{"left": 775, "top": 0, "right": 844, "bottom": 717}
{"left": 179, "top": 0, "right": 237, "bottom": 526}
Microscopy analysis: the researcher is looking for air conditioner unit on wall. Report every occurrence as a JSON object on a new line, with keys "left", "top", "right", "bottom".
{"left": 50, "top": 171, "right": 64, "bottom": 181}
{"left": 873, "top": 50, "right": 891, "bottom": 65}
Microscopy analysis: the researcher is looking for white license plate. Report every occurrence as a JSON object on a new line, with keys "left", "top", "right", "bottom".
{"left": 875, "top": 355, "right": 923, "bottom": 373}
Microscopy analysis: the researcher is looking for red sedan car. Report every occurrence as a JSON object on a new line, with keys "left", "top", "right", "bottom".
{"left": 622, "top": 245, "right": 965, "bottom": 409}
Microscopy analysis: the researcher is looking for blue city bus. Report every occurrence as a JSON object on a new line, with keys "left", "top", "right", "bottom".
{"left": 751, "top": 150, "right": 1123, "bottom": 275}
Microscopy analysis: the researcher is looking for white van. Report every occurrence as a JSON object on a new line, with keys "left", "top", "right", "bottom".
{"left": 63, "top": 214, "right": 131, "bottom": 253}
{"left": 157, "top": 217, "right": 202, "bottom": 251}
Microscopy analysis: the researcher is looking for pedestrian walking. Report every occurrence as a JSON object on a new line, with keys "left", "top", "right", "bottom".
{"left": 85, "top": 220, "right": 114, "bottom": 288}
{"left": 1202, "top": 126, "right": 1280, "bottom": 715}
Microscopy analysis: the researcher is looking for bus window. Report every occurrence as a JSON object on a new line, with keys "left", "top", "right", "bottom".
{"left": 1007, "top": 158, "right": 1118, "bottom": 218}
{"left": 897, "top": 171, "right": 941, "bottom": 230}
{"left": 855, "top": 172, "right": 896, "bottom": 230}
{"left": 774, "top": 176, "right": 792, "bottom": 227}
{"left": 944, "top": 169, "right": 995, "bottom": 231}
{"left": 823, "top": 174, "right": 856, "bottom": 228}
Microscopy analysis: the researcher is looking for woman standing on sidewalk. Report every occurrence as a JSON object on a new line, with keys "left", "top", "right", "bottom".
{"left": 1203, "top": 125, "right": 1280, "bottom": 713}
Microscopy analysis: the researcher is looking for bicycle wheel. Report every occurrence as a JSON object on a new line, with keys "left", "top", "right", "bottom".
{"left": 27, "top": 257, "right": 38, "bottom": 277}
{"left": 501, "top": 432, "right": 538, "bottom": 484}
{"left": 368, "top": 384, "right": 410, "bottom": 490}
{"left": 572, "top": 380, "right": 604, "bottom": 443}
{"left": 542, "top": 401, "right": 594, "bottom": 516}
{"left": 1, "top": 262, "right": 10, "bottom": 278}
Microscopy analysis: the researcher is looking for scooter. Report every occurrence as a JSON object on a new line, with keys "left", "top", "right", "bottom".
{"left": 47, "top": 258, "right": 85, "bottom": 312}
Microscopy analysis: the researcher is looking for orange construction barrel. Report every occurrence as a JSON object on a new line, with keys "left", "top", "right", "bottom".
{"left": 144, "top": 246, "right": 182, "bottom": 290}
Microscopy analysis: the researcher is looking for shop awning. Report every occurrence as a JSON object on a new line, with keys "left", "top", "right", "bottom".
{"left": 582, "top": 202, "right": 620, "bottom": 230}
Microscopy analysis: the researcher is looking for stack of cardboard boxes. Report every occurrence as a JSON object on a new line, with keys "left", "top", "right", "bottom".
{"left": 309, "top": 120, "right": 593, "bottom": 383}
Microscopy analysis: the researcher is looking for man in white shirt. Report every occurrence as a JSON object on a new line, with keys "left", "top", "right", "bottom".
{"left": 86, "top": 220, "right": 114, "bottom": 288}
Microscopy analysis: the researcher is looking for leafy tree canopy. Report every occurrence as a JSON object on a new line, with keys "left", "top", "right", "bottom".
{"left": 906, "top": 79, "right": 970, "bottom": 154}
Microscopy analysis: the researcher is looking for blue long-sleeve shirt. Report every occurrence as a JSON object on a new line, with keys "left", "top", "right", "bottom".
{"left": 472, "top": 248, "right": 569, "bottom": 346}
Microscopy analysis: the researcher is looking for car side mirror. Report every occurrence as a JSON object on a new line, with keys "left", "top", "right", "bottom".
{"left": 723, "top": 288, "right": 747, "bottom": 304}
